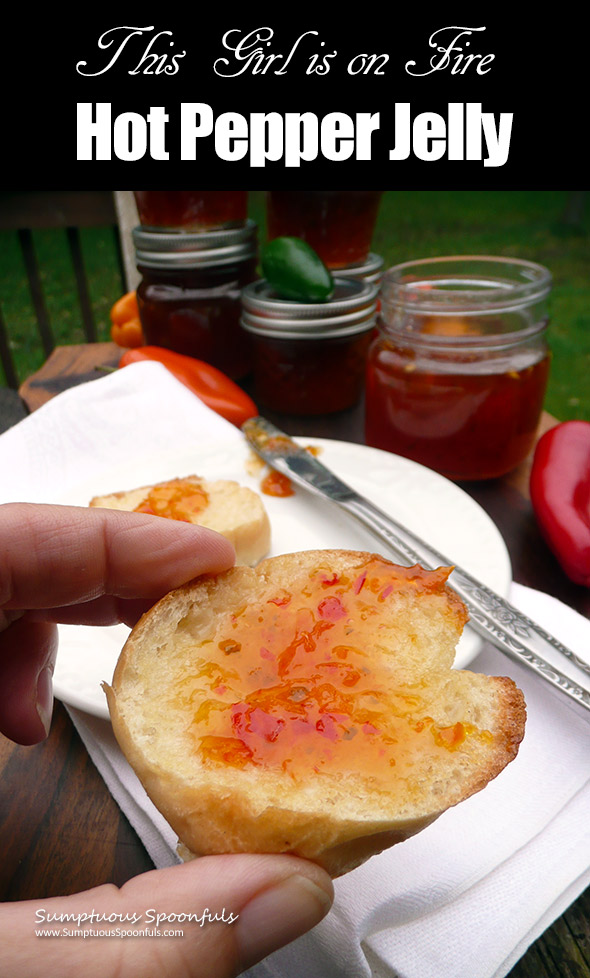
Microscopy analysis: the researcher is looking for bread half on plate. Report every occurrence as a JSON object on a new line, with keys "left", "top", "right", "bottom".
{"left": 105, "top": 549, "right": 526, "bottom": 877}
{"left": 90, "top": 475, "right": 270, "bottom": 566}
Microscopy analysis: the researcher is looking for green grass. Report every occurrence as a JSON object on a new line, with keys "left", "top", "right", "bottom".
{"left": 1, "top": 191, "right": 589, "bottom": 420}
{"left": 0, "top": 226, "right": 123, "bottom": 384}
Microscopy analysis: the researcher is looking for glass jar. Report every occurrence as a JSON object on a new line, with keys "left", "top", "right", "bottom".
{"left": 133, "top": 222, "right": 257, "bottom": 379}
{"left": 266, "top": 191, "right": 383, "bottom": 268}
{"left": 241, "top": 279, "right": 379, "bottom": 415}
{"left": 134, "top": 191, "right": 248, "bottom": 230}
{"left": 365, "top": 256, "right": 552, "bottom": 481}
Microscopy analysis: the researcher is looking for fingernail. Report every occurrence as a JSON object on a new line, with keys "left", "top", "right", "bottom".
{"left": 36, "top": 666, "right": 54, "bottom": 736}
{"left": 236, "top": 873, "right": 333, "bottom": 970}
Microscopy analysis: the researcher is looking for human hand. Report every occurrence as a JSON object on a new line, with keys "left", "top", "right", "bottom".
{"left": 0, "top": 501, "right": 236, "bottom": 745}
{"left": 2, "top": 855, "right": 333, "bottom": 978}
{"left": 0, "top": 503, "right": 334, "bottom": 976}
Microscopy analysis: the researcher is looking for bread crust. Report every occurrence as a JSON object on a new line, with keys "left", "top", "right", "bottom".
{"left": 106, "top": 550, "right": 526, "bottom": 877}
{"left": 90, "top": 475, "right": 270, "bottom": 566}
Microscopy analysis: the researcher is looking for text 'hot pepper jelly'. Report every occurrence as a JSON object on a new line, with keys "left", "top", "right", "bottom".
{"left": 365, "top": 257, "right": 552, "bottom": 481}
{"left": 133, "top": 222, "right": 257, "bottom": 380}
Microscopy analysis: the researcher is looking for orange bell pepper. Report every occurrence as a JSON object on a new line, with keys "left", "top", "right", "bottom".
{"left": 110, "top": 291, "right": 144, "bottom": 348}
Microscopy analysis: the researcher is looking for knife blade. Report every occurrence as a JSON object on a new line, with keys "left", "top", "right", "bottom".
{"left": 242, "top": 416, "right": 590, "bottom": 715}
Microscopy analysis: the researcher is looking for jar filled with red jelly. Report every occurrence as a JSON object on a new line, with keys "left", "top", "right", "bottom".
{"left": 133, "top": 222, "right": 257, "bottom": 380}
{"left": 134, "top": 191, "right": 248, "bottom": 230}
{"left": 241, "top": 279, "right": 379, "bottom": 415}
{"left": 266, "top": 191, "right": 383, "bottom": 268}
{"left": 365, "top": 256, "right": 552, "bottom": 481}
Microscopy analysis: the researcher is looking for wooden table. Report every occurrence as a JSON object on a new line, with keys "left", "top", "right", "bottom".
{"left": 2, "top": 342, "right": 590, "bottom": 977}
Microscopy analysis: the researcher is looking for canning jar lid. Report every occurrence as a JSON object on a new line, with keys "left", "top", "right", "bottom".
{"left": 337, "top": 253, "right": 384, "bottom": 283}
{"left": 241, "top": 279, "right": 379, "bottom": 339}
{"left": 133, "top": 220, "right": 257, "bottom": 269}
{"left": 381, "top": 255, "right": 552, "bottom": 315}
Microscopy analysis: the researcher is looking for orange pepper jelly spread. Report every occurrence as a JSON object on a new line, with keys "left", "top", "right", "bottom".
{"left": 260, "top": 470, "right": 295, "bottom": 497}
{"left": 134, "top": 479, "right": 209, "bottom": 522}
{"left": 173, "top": 557, "right": 493, "bottom": 792}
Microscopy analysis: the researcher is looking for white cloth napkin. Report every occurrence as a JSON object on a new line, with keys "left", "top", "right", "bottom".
{"left": 1, "top": 362, "right": 589, "bottom": 978}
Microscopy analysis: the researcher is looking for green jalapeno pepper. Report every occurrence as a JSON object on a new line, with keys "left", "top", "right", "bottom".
{"left": 261, "top": 237, "right": 334, "bottom": 302}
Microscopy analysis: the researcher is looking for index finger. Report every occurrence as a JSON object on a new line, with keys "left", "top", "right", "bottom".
{"left": 0, "top": 502, "right": 235, "bottom": 612}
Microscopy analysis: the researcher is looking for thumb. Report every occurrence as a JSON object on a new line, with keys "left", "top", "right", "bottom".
{"left": 0, "top": 617, "right": 58, "bottom": 745}
{"left": 1, "top": 854, "right": 334, "bottom": 978}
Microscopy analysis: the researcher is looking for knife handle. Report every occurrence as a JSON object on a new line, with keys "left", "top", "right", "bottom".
{"left": 342, "top": 495, "right": 590, "bottom": 715}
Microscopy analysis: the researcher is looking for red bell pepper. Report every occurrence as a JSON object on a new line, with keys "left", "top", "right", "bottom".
{"left": 119, "top": 346, "right": 258, "bottom": 428}
{"left": 530, "top": 421, "right": 590, "bottom": 586}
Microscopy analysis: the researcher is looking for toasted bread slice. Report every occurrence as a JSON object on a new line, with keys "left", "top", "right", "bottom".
{"left": 105, "top": 550, "right": 525, "bottom": 877}
{"left": 90, "top": 475, "right": 270, "bottom": 566}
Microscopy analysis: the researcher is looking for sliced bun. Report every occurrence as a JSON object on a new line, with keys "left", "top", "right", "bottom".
{"left": 105, "top": 550, "right": 525, "bottom": 877}
{"left": 90, "top": 475, "right": 270, "bottom": 566}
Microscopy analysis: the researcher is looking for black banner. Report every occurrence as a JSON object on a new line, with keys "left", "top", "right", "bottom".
{"left": 5, "top": 14, "right": 584, "bottom": 188}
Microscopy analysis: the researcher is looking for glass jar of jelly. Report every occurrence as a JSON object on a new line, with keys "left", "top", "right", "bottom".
{"left": 133, "top": 222, "right": 257, "bottom": 380}
{"left": 241, "top": 279, "right": 378, "bottom": 415}
{"left": 266, "top": 191, "right": 383, "bottom": 268}
{"left": 134, "top": 191, "right": 248, "bottom": 230}
{"left": 365, "top": 256, "right": 552, "bottom": 481}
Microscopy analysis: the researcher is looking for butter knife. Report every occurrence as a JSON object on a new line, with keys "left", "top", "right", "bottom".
{"left": 243, "top": 416, "right": 590, "bottom": 715}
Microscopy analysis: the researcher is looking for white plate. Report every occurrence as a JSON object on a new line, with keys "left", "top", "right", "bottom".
{"left": 53, "top": 438, "right": 511, "bottom": 719}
